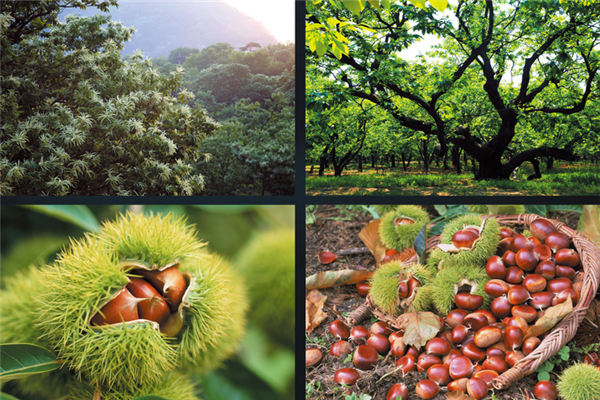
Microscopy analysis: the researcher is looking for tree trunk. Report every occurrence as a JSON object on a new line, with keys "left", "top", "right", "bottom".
{"left": 476, "top": 155, "right": 504, "bottom": 179}
{"left": 319, "top": 150, "right": 328, "bottom": 176}
{"left": 309, "top": 164, "right": 314, "bottom": 174}
{"left": 358, "top": 156, "right": 362, "bottom": 172}
{"left": 546, "top": 157, "right": 554, "bottom": 170}
{"left": 371, "top": 153, "right": 376, "bottom": 168}
{"left": 391, "top": 154, "right": 395, "bottom": 168}
{"left": 422, "top": 139, "right": 430, "bottom": 173}
{"left": 451, "top": 146, "right": 461, "bottom": 174}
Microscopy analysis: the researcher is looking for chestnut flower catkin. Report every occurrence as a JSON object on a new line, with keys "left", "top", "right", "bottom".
{"left": 36, "top": 212, "right": 248, "bottom": 392}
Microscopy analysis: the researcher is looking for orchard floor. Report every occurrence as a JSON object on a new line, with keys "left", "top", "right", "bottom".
{"left": 305, "top": 206, "right": 594, "bottom": 400}
{"left": 305, "top": 161, "right": 600, "bottom": 196}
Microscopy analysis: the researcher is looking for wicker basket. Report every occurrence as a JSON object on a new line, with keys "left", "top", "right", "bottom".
{"left": 346, "top": 214, "right": 600, "bottom": 391}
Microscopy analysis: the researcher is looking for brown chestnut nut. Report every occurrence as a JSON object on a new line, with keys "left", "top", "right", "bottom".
{"left": 502, "top": 250, "right": 517, "bottom": 266}
{"left": 391, "top": 337, "right": 407, "bottom": 358}
{"left": 512, "top": 234, "right": 533, "bottom": 252}
{"left": 449, "top": 356, "right": 475, "bottom": 380}
{"left": 506, "top": 266, "right": 524, "bottom": 284}
{"left": 486, "top": 256, "right": 507, "bottom": 279}
{"left": 350, "top": 326, "right": 370, "bottom": 345}
{"left": 467, "top": 377, "right": 489, "bottom": 399}
{"left": 417, "top": 354, "right": 442, "bottom": 372}
{"left": 522, "top": 337, "right": 541, "bottom": 356}
{"left": 356, "top": 281, "right": 371, "bottom": 297}
{"left": 500, "top": 228, "right": 517, "bottom": 238}
{"left": 452, "top": 229, "right": 479, "bottom": 249}
{"left": 491, "top": 296, "right": 513, "bottom": 319}
{"left": 530, "top": 218, "right": 556, "bottom": 241}
{"left": 370, "top": 321, "right": 392, "bottom": 337}
{"left": 398, "top": 281, "right": 409, "bottom": 298}
{"left": 407, "top": 278, "right": 422, "bottom": 298}
{"left": 448, "top": 378, "right": 469, "bottom": 392}
{"left": 535, "top": 260, "right": 557, "bottom": 280}
{"left": 486, "top": 347, "right": 506, "bottom": 358}
{"left": 330, "top": 320, "right": 351, "bottom": 339}
{"left": 353, "top": 345, "right": 379, "bottom": 370}
{"left": 396, "top": 354, "right": 416, "bottom": 375}
{"left": 450, "top": 324, "right": 470, "bottom": 345}
{"left": 545, "top": 231, "right": 571, "bottom": 252}
{"left": 523, "top": 274, "right": 547, "bottom": 293}
{"left": 552, "top": 288, "right": 579, "bottom": 306}
{"left": 482, "top": 356, "right": 508, "bottom": 373}
{"left": 454, "top": 292, "right": 484, "bottom": 311}
{"left": 528, "top": 291, "right": 555, "bottom": 310}
{"left": 416, "top": 379, "right": 440, "bottom": 399}
{"left": 367, "top": 333, "right": 391, "bottom": 355}
{"left": 485, "top": 279, "right": 511, "bottom": 298}
{"left": 330, "top": 340, "right": 352, "bottom": 357}
{"left": 506, "top": 316, "right": 529, "bottom": 335}
{"left": 508, "top": 285, "right": 531, "bottom": 305}
{"left": 556, "top": 265, "right": 578, "bottom": 280}
{"left": 516, "top": 249, "right": 539, "bottom": 272}
{"left": 547, "top": 277, "right": 573, "bottom": 294}
{"left": 534, "top": 380, "right": 558, "bottom": 400}
{"left": 387, "top": 383, "right": 409, "bottom": 400}
{"left": 134, "top": 267, "right": 186, "bottom": 312}
{"left": 474, "top": 326, "right": 503, "bottom": 348}
{"left": 443, "top": 349, "right": 463, "bottom": 366}
{"left": 334, "top": 368, "right": 360, "bottom": 385}
{"left": 512, "top": 304, "right": 537, "bottom": 323}
{"left": 498, "top": 238, "right": 514, "bottom": 255}
{"left": 426, "top": 337, "right": 452, "bottom": 356}
{"left": 504, "top": 326, "right": 525, "bottom": 351}
{"left": 555, "top": 248, "right": 580, "bottom": 268}
{"left": 533, "top": 244, "right": 553, "bottom": 261}
{"left": 463, "top": 313, "right": 489, "bottom": 332}
{"left": 389, "top": 331, "right": 404, "bottom": 344}
{"left": 91, "top": 288, "right": 141, "bottom": 326}
{"left": 446, "top": 309, "right": 469, "bottom": 327}
{"left": 427, "top": 364, "right": 451, "bottom": 386}
{"left": 306, "top": 348, "right": 323, "bottom": 367}
{"left": 462, "top": 342, "right": 486, "bottom": 363}
{"left": 505, "top": 350, "right": 525, "bottom": 367}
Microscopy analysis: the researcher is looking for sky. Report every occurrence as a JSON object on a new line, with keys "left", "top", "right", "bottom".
{"left": 224, "top": 0, "right": 295, "bottom": 43}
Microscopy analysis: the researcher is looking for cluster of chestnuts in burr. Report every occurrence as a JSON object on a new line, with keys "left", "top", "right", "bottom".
{"left": 91, "top": 266, "right": 187, "bottom": 335}
{"left": 307, "top": 218, "right": 582, "bottom": 400}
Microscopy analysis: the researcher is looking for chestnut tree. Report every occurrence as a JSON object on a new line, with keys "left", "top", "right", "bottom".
{"left": 1, "top": 10, "right": 217, "bottom": 195}
{"left": 306, "top": 0, "right": 600, "bottom": 180}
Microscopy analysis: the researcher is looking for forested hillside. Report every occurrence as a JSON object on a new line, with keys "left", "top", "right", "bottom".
{"left": 1, "top": 0, "right": 294, "bottom": 196}
{"left": 60, "top": 0, "right": 278, "bottom": 58}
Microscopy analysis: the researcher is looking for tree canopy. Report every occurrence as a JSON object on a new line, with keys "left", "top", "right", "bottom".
{"left": 306, "top": 0, "right": 600, "bottom": 180}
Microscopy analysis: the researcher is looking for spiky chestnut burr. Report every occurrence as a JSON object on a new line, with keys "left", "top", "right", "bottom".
{"left": 369, "top": 260, "right": 433, "bottom": 316}
{"left": 0, "top": 267, "right": 74, "bottom": 400}
{"left": 36, "top": 212, "right": 248, "bottom": 392}
{"left": 379, "top": 205, "right": 430, "bottom": 252}
{"left": 67, "top": 372, "right": 200, "bottom": 400}
{"left": 233, "top": 229, "right": 294, "bottom": 348}
{"left": 429, "top": 215, "right": 501, "bottom": 268}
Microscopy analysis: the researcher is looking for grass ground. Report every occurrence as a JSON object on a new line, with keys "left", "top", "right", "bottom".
{"left": 305, "top": 161, "right": 600, "bottom": 196}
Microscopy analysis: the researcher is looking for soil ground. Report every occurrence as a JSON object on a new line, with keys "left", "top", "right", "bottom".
{"left": 305, "top": 205, "right": 591, "bottom": 400}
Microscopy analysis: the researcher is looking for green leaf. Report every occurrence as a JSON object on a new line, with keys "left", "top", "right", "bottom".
{"left": 548, "top": 205, "right": 584, "bottom": 214}
{"left": 343, "top": 0, "right": 366, "bottom": 15}
{"left": 21, "top": 205, "right": 99, "bottom": 232}
{"left": 538, "top": 371, "right": 550, "bottom": 382}
{"left": 434, "top": 205, "right": 448, "bottom": 216}
{"left": 0, "top": 393, "right": 20, "bottom": 400}
{"left": 429, "top": 0, "right": 448, "bottom": 12}
{"left": 407, "top": 0, "right": 426, "bottom": 9}
{"left": 0, "top": 344, "right": 60, "bottom": 383}
{"left": 367, "top": 0, "right": 380, "bottom": 11}
{"left": 524, "top": 205, "right": 547, "bottom": 217}
{"left": 414, "top": 222, "right": 427, "bottom": 264}
{"left": 316, "top": 39, "right": 328, "bottom": 56}
{"left": 381, "top": 0, "right": 391, "bottom": 10}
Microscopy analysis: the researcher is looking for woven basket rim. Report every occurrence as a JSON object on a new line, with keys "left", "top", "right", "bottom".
{"left": 365, "top": 213, "right": 600, "bottom": 391}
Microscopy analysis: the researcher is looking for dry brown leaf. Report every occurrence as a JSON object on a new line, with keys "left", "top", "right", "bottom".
{"left": 579, "top": 205, "right": 600, "bottom": 250}
{"left": 318, "top": 251, "right": 338, "bottom": 264}
{"left": 306, "top": 289, "right": 328, "bottom": 334}
{"left": 305, "top": 269, "right": 374, "bottom": 290}
{"left": 526, "top": 295, "right": 573, "bottom": 338}
{"left": 396, "top": 311, "right": 443, "bottom": 350}
{"left": 359, "top": 219, "right": 387, "bottom": 262}
{"left": 446, "top": 391, "right": 471, "bottom": 400}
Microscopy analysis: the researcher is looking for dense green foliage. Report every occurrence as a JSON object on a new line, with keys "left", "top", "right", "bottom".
{"left": 306, "top": 0, "right": 600, "bottom": 183}
{"left": 1, "top": 1, "right": 295, "bottom": 196}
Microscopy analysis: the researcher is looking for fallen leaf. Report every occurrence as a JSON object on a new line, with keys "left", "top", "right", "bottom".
{"left": 437, "top": 243, "right": 460, "bottom": 253}
{"left": 396, "top": 311, "right": 443, "bottom": 349}
{"left": 306, "top": 269, "right": 374, "bottom": 290}
{"left": 526, "top": 295, "right": 573, "bottom": 339}
{"left": 306, "top": 290, "right": 328, "bottom": 334}
{"left": 318, "top": 251, "right": 338, "bottom": 264}
{"left": 359, "top": 219, "right": 387, "bottom": 262}
{"left": 446, "top": 390, "right": 471, "bottom": 400}
{"left": 579, "top": 205, "right": 600, "bottom": 250}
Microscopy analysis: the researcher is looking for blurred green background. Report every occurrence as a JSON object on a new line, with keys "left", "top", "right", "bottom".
{"left": 0, "top": 204, "right": 295, "bottom": 400}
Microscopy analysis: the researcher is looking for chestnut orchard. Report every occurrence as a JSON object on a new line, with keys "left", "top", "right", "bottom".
{"left": 305, "top": 204, "right": 600, "bottom": 400}
{"left": 306, "top": 1, "right": 600, "bottom": 181}
{"left": 0, "top": 205, "right": 295, "bottom": 400}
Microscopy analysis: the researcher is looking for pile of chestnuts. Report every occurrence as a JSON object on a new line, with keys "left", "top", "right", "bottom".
{"left": 306, "top": 218, "right": 582, "bottom": 399}
{"left": 91, "top": 266, "right": 188, "bottom": 336}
